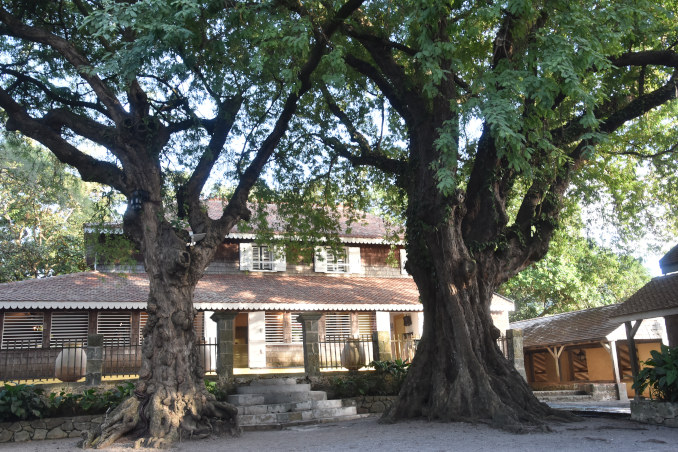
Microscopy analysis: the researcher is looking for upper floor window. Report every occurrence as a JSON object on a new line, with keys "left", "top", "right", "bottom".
{"left": 326, "top": 247, "right": 348, "bottom": 273}
{"left": 315, "top": 246, "right": 362, "bottom": 274}
{"left": 253, "top": 245, "right": 274, "bottom": 271}
{"left": 240, "top": 243, "right": 286, "bottom": 272}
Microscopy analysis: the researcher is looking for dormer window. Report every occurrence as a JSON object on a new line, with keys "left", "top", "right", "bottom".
{"left": 326, "top": 247, "right": 348, "bottom": 273}
{"left": 239, "top": 243, "right": 286, "bottom": 272}
{"left": 315, "top": 246, "right": 362, "bottom": 274}
{"left": 253, "top": 245, "right": 274, "bottom": 271}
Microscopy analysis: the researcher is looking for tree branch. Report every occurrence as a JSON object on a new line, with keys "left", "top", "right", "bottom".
{"left": 0, "top": 6, "right": 128, "bottom": 125}
{"left": 0, "top": 87, "right": 127, "bottom": 192}
{"left": 214, "top": 0, "right": 366, "bottom": 235}
{"left": 611, "top": 50, "right": 678, "bottom": 68}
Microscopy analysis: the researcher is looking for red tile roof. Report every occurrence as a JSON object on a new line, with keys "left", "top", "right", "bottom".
{"left": 612, "top": 272, "right": 678, "bottom": 321}
{"left": 0, "top": 272, "right": 422, "bottom": 312}
{"left": 510, "top": 305, "right": 622, "bottom": 348}
{"left": 207, "top": 201, "right": 399, "bottom": 241}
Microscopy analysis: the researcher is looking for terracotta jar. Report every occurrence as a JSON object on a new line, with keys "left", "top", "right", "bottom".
{"left": 341, "top": 338, "right": 366, "bottom": 371}
{"left": 55, "top": 343, "right": 87, "bottom": 382}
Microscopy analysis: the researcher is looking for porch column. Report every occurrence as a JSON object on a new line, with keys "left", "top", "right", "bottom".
{"left": 211, "top": 311, "right": 238, "bottom": 381}
{"left": 298, "top": 312, "right": 323, "bottom": 376}
{"left": 373, "top": 311, "right": 392, "bottom": 362}
{"left": 506, "top": 329, "right": 527, "bottom": 381}
{"left": 248, "top": 312, "right": 266, "bottom": 368}
{"left": 85, "top": 334, "right": 104, "bottom": 386}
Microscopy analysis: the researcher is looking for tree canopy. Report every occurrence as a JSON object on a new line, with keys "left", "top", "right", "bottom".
{"left": 0, "top": 0, "right": 677, "bottom": 443}
{"left": 0, "top": 134, "right": 101, "bottom": 282}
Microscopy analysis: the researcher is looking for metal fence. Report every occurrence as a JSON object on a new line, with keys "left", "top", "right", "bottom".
{"left": 0, "top": 338, "right": 218, "bottom": 383}
{"left": 0, "top": 339, "right": 84, "bottom": 383}
{"left": 319, "top": 335, "right": 373, "bottom": 370}
{"left": 497, "top": 335, "right": 509, "bottom": 358}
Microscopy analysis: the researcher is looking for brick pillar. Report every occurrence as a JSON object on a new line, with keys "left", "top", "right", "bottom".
{"left": 211, "top": 311, "right": 239, "bottom": 382}
{"left": 85, "top": 334, "right": 104, "bottom": 386}
{"left": 298, "top": 313, "right": 323, "bottom": 376}
{"left": 506, "top": 329, "right": 527, "bottom": 381}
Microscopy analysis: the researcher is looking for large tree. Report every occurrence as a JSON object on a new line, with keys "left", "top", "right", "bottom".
{"left": 0, "top": 0, "right": 363, "bottom": 447}
{"left": 270, "top": 0, "right": 678, "bottom": 429}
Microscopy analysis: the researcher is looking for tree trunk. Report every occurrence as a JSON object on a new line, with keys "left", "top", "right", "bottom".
{"left": 388, "top": 192, "right": 559, "bottom": 430}
{"left": 84, "top": 221, "right": 238, "bottom": 448}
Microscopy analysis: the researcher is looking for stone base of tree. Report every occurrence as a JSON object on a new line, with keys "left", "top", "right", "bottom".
{"left": 0, "top": 414, "right": 104, "bottom": 443}
{"left": 631, "top": 400, "right": 678, "bottom": 427}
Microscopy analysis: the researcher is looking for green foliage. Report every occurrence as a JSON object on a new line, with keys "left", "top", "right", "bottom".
{"left": 0, "top": 135, "right": 103, "bottom": 282}
{"left": 633, "top": 345, "right": 678, "bottom": 403}
{"left": 501, "top": 207, "right": 651, "bottom": 321}
{"left": 330, "top": 360, "right": 411, "bottom": 397}
{"left": 204, "top": 380, "right": 228, "bottom": 401}
{"left": 0, "top": 383, "right": 135, "bottom": 422}
{"left": 370, "top": 359, "right": 411, "bottom": 387}
{"left": 0, "top": 384, "right": 48, "bottom": 421}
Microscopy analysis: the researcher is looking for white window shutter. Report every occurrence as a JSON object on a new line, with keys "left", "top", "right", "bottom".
{"left": 274, "top": 245, "right": 287, "bottom": 272}
{"left": 314, "top": 246, "right": 327, "bottom": 273}
{"left": 240, "top": 243, "right": 253, "bottom": 271}
{"left": 348, "top": 247, "right": 362, "bottom": 274}
{"left": 400, "top": 248, "right": 408, "bottom": 275}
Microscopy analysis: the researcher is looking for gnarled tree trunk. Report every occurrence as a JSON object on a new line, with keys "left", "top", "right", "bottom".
{"left": 84, "top": 217, "right": 239, "bottom": 449}
{"left": 387, "top": 130, "right": 563, "bottom": 430}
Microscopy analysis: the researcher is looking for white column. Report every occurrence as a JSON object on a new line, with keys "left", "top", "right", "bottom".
{"left": 204, "top": 311, "right": 218, "bottom": 370}
{"left": 375, "top": 311, "right": 391, "bottom": 334}
{"left": 248, "top": 312, "right": 266, "bottom": 368}
{"left": 410, "top": 312, "right": 423, "bottom": 338}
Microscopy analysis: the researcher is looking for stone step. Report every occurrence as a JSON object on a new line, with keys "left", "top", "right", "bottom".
{"left": 240, "top": 413, "right": 373, "bottom": 431}
{"left": 237, "top": 383, "right": 312, "bottom": 394}
{"left": 535, "top": 393, "right": 594, "bottom": 402}
{"left": 260, "top": 390, "right": 327, "bottom": 405}
{"left": 227, "top": 394, "right": 266, "bottom": 406}
{"left": 248, "top": 378, "right": 299, "bottom": 386}
{"left": 238, "top": 399, "right": 344, "bottom": 415}
{"left": 534, "top": 390, "right": 587, "bottom": 396}
{"left": 237, "top": 406, "right": 359, "bottom": 427}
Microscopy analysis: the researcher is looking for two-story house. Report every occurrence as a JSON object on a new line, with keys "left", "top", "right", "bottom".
{"left": 0, "top": 201, "right": 514, "bottom": 371}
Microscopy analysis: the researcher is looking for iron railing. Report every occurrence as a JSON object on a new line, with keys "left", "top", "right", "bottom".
{"left": 0, "top": 338, "right": 219, "bottom": 383}
{"left": 319, "top": 335, "right": 373, "bottom": 370}
{"left": 0, "top": 339, "right": 86, "bottom": 383}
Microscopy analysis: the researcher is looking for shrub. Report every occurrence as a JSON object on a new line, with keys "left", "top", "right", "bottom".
{"left": 0, "top": 384, "right": 48, "bottom": 421}
{"left": 0, "top": 382, "right": 136, "bottom": 422}
{"left": 632, "top": 345, "right": 678, "bottom": 402}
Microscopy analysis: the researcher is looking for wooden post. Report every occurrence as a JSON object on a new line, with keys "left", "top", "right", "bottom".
{"left": 546, "top": 345, "right": 564, "bottom": 382}
{"left": 625, "top": 320, "right": 643, "bottom": 401}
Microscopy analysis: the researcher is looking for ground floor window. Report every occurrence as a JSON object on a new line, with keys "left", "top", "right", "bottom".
{"left": 1, "top": 312, "right": 44, "bottom": 349}
{"left": 50, "top": 311, "right": 89, "bottom": 346}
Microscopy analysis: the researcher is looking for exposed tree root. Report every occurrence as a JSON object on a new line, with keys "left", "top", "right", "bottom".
{"left": 81, "top": 392, "right": 239, "bottom": 449}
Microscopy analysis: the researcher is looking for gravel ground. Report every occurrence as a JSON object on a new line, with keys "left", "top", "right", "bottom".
{"left": 3, "top": 416, "right": 678, "bottom": 452}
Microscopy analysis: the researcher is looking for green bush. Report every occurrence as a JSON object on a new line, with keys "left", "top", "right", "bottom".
{"left": 330, "top": 360, "right": 411, "bottom": 398}
{"left": 0, "top": 384, "right": 49, "bottom": 421}
{"left": 204, "top": 380, "right": 228, "bottom": 401}
{"left": 0, "top": 382, "right": 136, "bottom": 422}
{"left": 632, "top": 345, "right": 678, "bottom": 402}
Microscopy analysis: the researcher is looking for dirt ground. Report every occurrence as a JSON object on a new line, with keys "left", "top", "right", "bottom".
{"left": 3, "top": 415, "right": 678, "bottom": 452}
